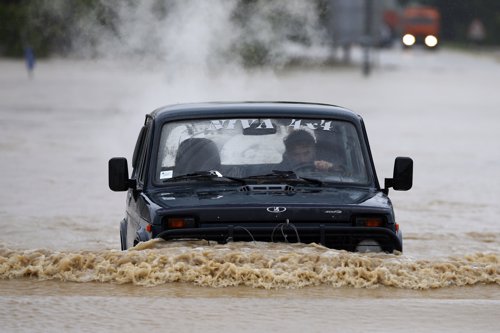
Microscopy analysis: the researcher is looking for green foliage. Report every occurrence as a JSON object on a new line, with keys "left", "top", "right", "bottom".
{"left": 0, "top": 0, "right": 120, "bottom": 57}
{"left": 237, "top": 40, "right": 270, "bottom": 67}
{"left": 0, "top": 1, "right": 28, "bottom": 56}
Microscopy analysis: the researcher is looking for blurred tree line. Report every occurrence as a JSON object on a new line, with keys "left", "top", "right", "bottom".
{"left": 0, "top": 0, "right": 499, "bottom": 58}
{"left": 0, "top": 0, "right": 120, "bottom": 57}
{"left": 0, "top": 0, "right": 328, "bottom": 62}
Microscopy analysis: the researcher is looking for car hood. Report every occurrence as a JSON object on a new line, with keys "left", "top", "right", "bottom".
{"left": 150, "top": 185, "right": 389, "bottom": 209}
{"left": 148, "top": 185, "right": 391, "bottom": 224}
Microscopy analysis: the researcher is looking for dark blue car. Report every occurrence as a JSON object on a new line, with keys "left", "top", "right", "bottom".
{"left": 109, "top": 102, "right": 413, "bottom": 252}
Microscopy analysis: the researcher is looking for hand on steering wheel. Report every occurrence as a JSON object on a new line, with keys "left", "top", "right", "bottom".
{"left": 314, "top": 160, "right": 333, "bottom": 171}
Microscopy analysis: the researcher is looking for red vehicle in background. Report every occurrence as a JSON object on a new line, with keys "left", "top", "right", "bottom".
{"left": 401, "top": 6, "right": 440, "bottom": 48}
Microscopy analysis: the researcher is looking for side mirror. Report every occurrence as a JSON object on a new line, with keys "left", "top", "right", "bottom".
{"left": 384, "top": 157, "right": 413, "bottom": 192}
{"left": 109, "top": 157, "right": 134, "bottom": 191}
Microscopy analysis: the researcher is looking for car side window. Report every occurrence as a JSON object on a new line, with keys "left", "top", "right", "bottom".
{"left": 133, "top": 119, "right": 153, "bottom": 187}
{"left": 131, "top": 126, "right": 146, "bottom": 174}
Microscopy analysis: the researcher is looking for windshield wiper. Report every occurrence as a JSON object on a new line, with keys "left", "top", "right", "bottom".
{"left": 245, "top": 170, "right": 323, "bottom": 186}
{"left": 245, "top": 170, "right": 295, "bottom": 180}
{"left": 163, "top": 171, "right": 246, "bottom": 184}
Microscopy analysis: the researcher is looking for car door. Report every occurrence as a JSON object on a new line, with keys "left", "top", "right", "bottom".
{"left": 125, "top": 118, "right": 153, "bottom": 247}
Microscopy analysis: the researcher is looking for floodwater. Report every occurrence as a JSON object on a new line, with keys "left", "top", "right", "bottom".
{"left": 0, "top": 47, "right": 499, "bottom": 332}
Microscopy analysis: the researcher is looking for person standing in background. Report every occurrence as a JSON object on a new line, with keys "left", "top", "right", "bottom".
{"left": 24, "top": 46, "right": 35, "bottom": 78}
{"left": 467, "top": 18, "right": 486, "bottom": 48}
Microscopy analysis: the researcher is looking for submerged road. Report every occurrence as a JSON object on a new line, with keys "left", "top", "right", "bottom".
{"left": 0, "top": 47, "right": 499, "bottom": 332}
{"left": 1, "top": 47, "right": 499, "bottom": 255}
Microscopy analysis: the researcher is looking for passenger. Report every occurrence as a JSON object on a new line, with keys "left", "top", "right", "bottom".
{"left": 315, "top": 130, "right": 347, "bottom": 168}
{"left": 279, "top": 130, "right": 333, "bottom": 172}
{"left": 174, "top": 138, "right": 221, "bottom": 176}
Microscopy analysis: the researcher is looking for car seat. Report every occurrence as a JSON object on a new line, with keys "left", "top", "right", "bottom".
{"left": 173, "top": 138, "right": 221, "bottom": 176}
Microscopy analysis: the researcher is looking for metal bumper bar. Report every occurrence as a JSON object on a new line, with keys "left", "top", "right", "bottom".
{"left": 156, "top": 225, "right": 402, "bottom": 252}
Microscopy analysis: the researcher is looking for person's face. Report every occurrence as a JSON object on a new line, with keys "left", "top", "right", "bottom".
{"left": 289, "top": 144, "right": 315, "bottom": 164}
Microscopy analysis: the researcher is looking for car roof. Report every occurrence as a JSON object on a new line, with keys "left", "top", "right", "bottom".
{"left": 148, "top": 102, "right": 362, "bottom": 123}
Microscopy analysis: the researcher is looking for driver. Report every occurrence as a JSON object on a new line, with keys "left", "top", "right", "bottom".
{"left": 279, "top": 130, "right": 333, "bottom": 172}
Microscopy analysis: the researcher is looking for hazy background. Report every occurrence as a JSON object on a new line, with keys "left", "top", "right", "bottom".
{"left": 1, "top": 0, "right": 499, "bottom": 252}
{"left": 1, "top": 1, "right": 499, "bottom": 333}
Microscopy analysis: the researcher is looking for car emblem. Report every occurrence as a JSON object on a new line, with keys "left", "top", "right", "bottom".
{"left": 266, "top": 207, "right": 286, "bottom": 213}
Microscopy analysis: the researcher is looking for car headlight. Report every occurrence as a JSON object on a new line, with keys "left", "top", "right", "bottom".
{"left": 425, "top": 35, "right": 438, "bottom": 47}
{"left": 402, "top": 34, "right": 416, "bottom": 46}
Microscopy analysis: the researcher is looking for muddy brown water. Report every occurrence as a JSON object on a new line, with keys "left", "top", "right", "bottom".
{"left": 0, "top": 49, "right": 499, "bottom": 332}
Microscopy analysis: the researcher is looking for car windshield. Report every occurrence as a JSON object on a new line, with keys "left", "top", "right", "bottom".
{"left": 156, "top": 117, "right": 370, "bottom": 185}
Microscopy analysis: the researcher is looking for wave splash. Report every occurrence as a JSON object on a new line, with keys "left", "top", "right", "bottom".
{"left": 1, "top": 240, "right": 498, "bottom": 289}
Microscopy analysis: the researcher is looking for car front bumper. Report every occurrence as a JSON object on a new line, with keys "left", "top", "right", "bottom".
{"left": 156, "top": 225, "right": 402, "bottom": 252}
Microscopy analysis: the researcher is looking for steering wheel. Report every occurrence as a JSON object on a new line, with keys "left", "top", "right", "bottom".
{"left": 324, "top": 164, "right": 351, "bottom": 178}
{"left": 293, "top": 162, "right": 316, "bottom": 173}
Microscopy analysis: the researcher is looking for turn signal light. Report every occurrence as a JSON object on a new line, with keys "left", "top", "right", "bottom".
{"left": 166, "top": 217, "right": 196, "bottom": 229}
{"left": 356, "top": 217, "right": 383, "bottom": 227}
